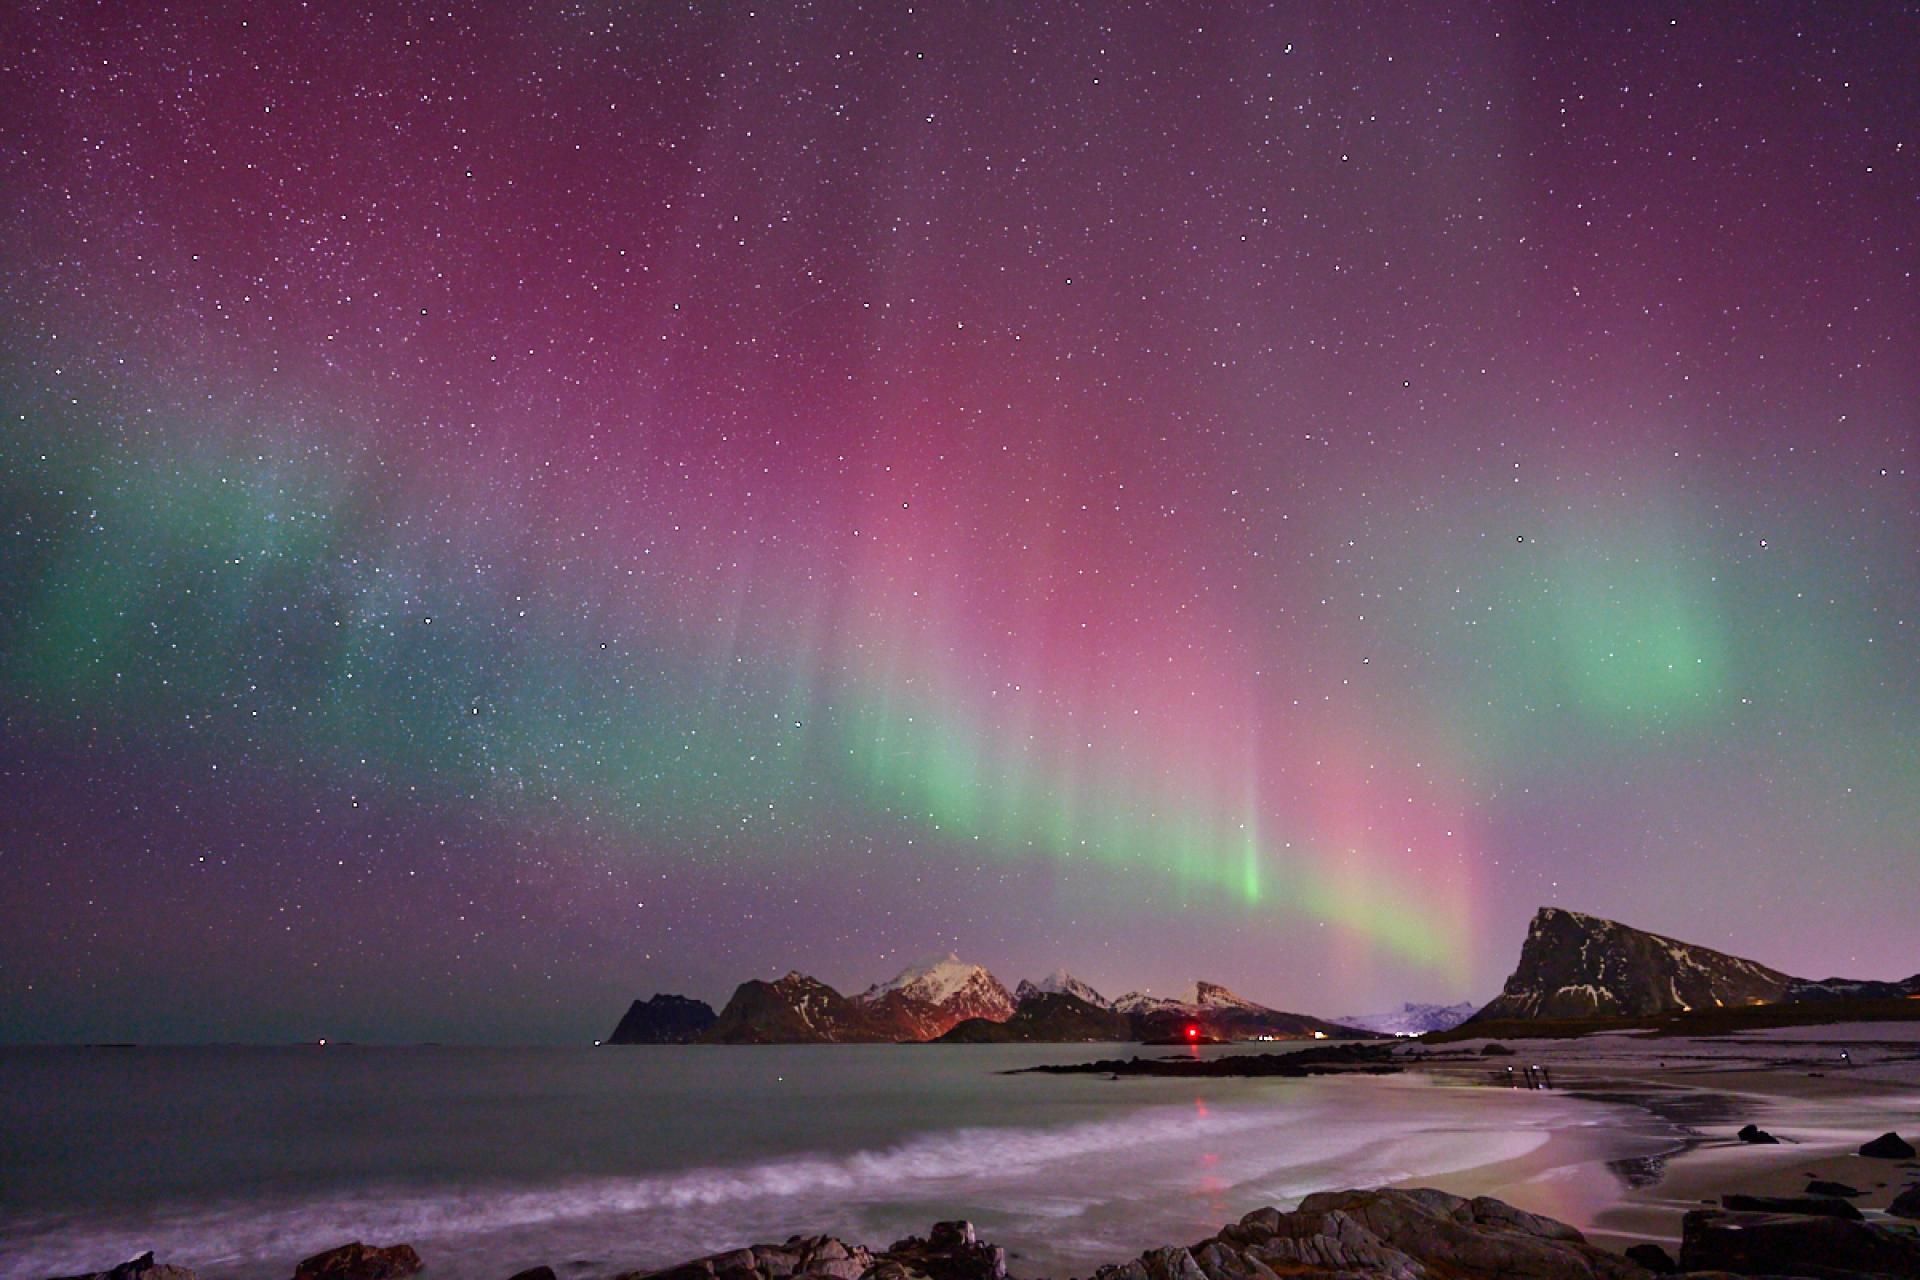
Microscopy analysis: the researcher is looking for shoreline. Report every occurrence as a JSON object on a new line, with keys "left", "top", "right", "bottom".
{"left": 1400, "top": 1022, "right": 1920, "bottom": 1254}
{"left": 9, "top": 1032, "right": 1919, "bottom": 1279}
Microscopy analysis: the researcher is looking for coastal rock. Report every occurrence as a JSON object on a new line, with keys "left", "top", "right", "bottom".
{"left": 882, "top": 1220, "right": 1005, "bottom": 1280}
{"left": 1721, "top": 1193, "right": 1863, "bottom": 1220}
{"left": 506, "top": 1269, "right": 557, "bottom": 1280}
{"left": 1095, "top": 1189, "right": 1641, "bottom": 1280}
{"left": 51, "top": 1252, "right": 199, "bottom": 1280}
{"left": 605, "top": 994, "right": 718, "bottom": 1044}
{"left": 1736, "top": 1123, "right": 1780, "bottom": 1145}
{"left": 1859, "top": 1131, "right": 1916, "bottom": 1159}
{"left": 1470, "top": 907, "right": 1798, "bottom": 1022}
{"left": 1888, "top": 1185, "right": 1920, "bottom": 1220}
{"left": 291, "top": 1242, "right": 423, "bottom": 1280}
{"left": 1679, "top": 1207, "right": 1920, "bottom": 1276}
{"left": 1622, "top": 1243, "right": 1675, "bottom": 1273}
{"left": 1805, "top": 1179, "right": 1862, "bottom": 1197}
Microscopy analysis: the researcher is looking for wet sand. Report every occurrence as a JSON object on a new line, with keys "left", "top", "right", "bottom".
{"left": 1396, "top": 1022, "right": 1920, "bottom": 1254}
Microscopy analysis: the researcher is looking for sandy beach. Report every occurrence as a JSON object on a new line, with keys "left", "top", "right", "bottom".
{"left": 1397, "top": 1021, "right": 1920, "bottom": 1255}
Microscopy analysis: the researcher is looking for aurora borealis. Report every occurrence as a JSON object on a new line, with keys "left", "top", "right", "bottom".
{"left": 1, "top": 4, "right": 1914, "bottom": 1043}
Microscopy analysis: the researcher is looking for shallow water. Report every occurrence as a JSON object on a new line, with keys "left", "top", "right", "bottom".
{"left": 0, "top": 1044, "right": 1652, "bottom": 1279}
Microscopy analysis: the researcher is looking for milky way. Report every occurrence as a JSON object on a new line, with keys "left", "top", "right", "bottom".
{"left": 2, "top": 4, "right": 1914, "bottom": 1042}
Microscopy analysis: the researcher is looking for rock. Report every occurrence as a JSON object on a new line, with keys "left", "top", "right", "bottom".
{"left": 1187, "top": 1242, "right": 1278, "bottom": 1280}
{"left": 1480, "top": 1042, "right": 1516, "bottom": 1056}
{"left": 878, "top": 1223, "right": 1003, "bottom": 1280}
{"left": 1736, "top": 1123, "right": 1780, "bottom": 1145}
{"left": 292, "top": 1243, "right": 422, "bottom": 1280}
{"left": 1889, "top": 1185, "right": 1920, "bottom": 1221}
{"left": 1860, "top": 1131, "right": 1916, "bottom": 1159}
{"left": 50, "top": 1252, "right": 200, "bottom": 1280}
{"left": 507, "top": 1269, "right": 557, "bottom": 1280}
{"left": 1623, "top": 1242, "right": 1675, "bottom": 1273}
{"left": 1680, "top": 1208, "right": 1920, "bottom": 1276}
{"left": 925, "top": 1224, "right": 974, "bottom": 1252}
{"left": 1246, "top": 1188, "right": 1643, "bottom": 1278}
{"left": 1722, "top": 1193, "right": 1863, "bottom": 1220}
{"left": 1805, "top": 1179, "right": 1863, "bottom": 1197}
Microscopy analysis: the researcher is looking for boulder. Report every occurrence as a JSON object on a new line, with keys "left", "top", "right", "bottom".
{"left": 881, "top": 1221, "right": 1004, "bottom": 1280}
{"left": 1233, "top": 1188, "right": 1643, "bottom": 1279}
{"left": 507, "top": 1269, "right": 557, "bottom": 1280}
{"left": 1721, "top": 1193, "right": 1863, "bottom": 1220}
{"left": 1860, "top": 1132, "right": 1916, "bottom": 1159}
{"left": 1888, "top": 1185, "right": 1920, "bottom": 1221}
{"left": 1735, "top": 1123, "right": 1779, "bottom": 1145}
{"left": 291, "top": 1243, "right": 422, "bottom": 1280}
{"left": 1680, "top": 1208, "right": 1920, "bottom": 1276}
{"left": 1622, "top": 1243, "right": 1675, "bottom": 1273}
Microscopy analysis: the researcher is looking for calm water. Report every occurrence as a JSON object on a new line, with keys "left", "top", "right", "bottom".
{"left": 0, "top": 1044, "right": 1654, "bottom": 1279}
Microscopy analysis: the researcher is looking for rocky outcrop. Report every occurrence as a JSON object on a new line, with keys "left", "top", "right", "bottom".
{"left": 290, "top": 1242, "right": 422, "bottom": 1280}
{"left": 50, "top": 1253, "right": 199, "bottom": 1280}
{"left": 1889, "top": 1184, "right": 1920, "bottom": 1220}
{"left": 1680, "top": 1206, "right": 1920, "bottom": 1276}
{"left": 622, "top": 1193, "right": 1662, "bottom": 1280}
{"left": 936, "top": 992, "right": 1131, "bottom": 1042}
{"left": 704, "top": 973, "right": 895, "bottom": 1044}
{"left": 1093, "top": 1188, "right": 1643, "bottom": 1279}
{"left": 1471, "top": 908, "right": 1799, "bottom": 1022}
{"left": 614, "top": 1223, "right": 1002, "bottom": 1280}
{"left": 1720, "top": 1193, "right": 1861, "bottom": 1220}
{"left": 606, "top": 994, "right": 718, "bottom": 1044}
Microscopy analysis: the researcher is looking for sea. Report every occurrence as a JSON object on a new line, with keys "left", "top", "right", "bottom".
{"left": 0, "top": 1043, "right": 1669, "bottom": 1280}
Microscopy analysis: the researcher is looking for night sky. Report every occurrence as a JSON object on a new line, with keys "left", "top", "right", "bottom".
{"left": 2, "top": 4, "right": 1914, "bottom": 1044}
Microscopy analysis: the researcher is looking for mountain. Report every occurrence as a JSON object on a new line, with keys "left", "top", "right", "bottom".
{"left": 705, "top": 972, "right": 896, "bottom": 1043}
{"left": 1787, "top": 975, "right": 1920, "bottom": 1002}
{"left": 605, "top": 993, "right": 717, "bottom": 1044}
{"left": 937, "top": 991, "right": 1132, "bottom": 1042}
{"left": 1471, "top": 907, "right": 1800, "bottom": 1022}
{"left": 1335, "top": 1002, "right": 1478, "bottom": 1037}
{"left": 855, "top": 954, "right": 1016, "bottom": 1040}
{"left": 1013, "top": 970, "right": 1109, "bottom": 1009}
{"left": 1114, "top": 981, "right": 1362, "bottom": 1040}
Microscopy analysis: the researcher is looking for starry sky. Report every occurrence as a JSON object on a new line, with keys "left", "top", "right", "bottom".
{"left": 1, "top": 3, "right": 1915, "bottom": 1044}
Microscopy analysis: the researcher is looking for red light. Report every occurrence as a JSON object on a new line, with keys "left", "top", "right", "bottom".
{"left": 1186, "top": 1024, "right": 1199, "bottom": 1040}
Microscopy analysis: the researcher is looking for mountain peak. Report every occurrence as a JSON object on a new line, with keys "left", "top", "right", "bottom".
{"left": 1475, "top": 908, "right": 1798, "bottom": 1022}
{"left": 1014, "top": 971, "right": 1109, "bottom": 1008}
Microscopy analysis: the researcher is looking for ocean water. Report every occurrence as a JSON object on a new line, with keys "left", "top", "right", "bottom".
{"left": 0, "top": 1044, "right": 1654, "bottom": 1279}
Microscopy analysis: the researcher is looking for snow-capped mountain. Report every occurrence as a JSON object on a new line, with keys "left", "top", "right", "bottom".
{"left": 855, "top": 954, "right": 1015, "bottom": 1040}
{"left": 1335, "top": 1002, "right": 1478, "bottom": 1037}
{"left": 1471, "top": 907, "right": 1798, "bottom": 1022}
{"left": 1111, "top": 981, "right": 1357, "bottom": 1040}
{"left": 1013, "top": 970, "right": 1109, "bottom": 1009}
{"left": 1111, "top": 980, "right": 1260, "bottom": 1014}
